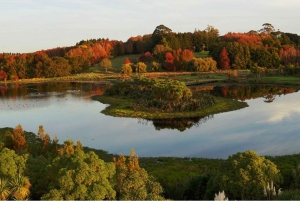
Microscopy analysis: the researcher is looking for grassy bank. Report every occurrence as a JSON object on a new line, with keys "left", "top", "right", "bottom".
{"left": 92, "top": 95, "right": 248, "bottom": 119}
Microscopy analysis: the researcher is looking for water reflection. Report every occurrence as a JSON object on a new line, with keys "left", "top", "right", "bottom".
{"left": 0, "top": 82, "right": 110, "bottom": 111}
{"left": 1, "top": 83, "right": 300, "bottom": 158}
{"left": 138, "top": 115, "right": 214, "bottom": 132}
{"left": 209, "top": 85, "right": 297, "bottom": 102}
{"left": 264, "top": 94, "right": 276, "bottom": 103}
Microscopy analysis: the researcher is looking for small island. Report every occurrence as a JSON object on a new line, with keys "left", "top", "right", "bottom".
{"left": 92, "top": 77, "right": 248, "bottom": 119}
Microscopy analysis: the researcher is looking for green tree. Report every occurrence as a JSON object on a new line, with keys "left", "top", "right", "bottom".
{"left": 205, "top": 25, "right": 219, "bottom": 51}
{"left": 0, "top": 148, "right": 30, "bottom": 200}
{"left": 41, "top": 149, "right": 116, "bottom": 200}
{"left": 152, "top": 24, "right": 172, "bottom": 47}
{"left": 217, "top": 150, "right": 280, "bottom": 200}
{"left": 259, "top": 23, "right": 275, "bottom": 34}
{"left": 99, "top": 58, "right": 112, "bottom": 72}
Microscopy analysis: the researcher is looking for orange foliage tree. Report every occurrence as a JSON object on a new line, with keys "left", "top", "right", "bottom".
{"left": 5, "top": 124, "right": 27, "bottom": 153}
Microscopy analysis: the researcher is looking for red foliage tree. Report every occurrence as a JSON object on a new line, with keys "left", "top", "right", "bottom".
{"left": 0, "top": 70, "right": 8, "bottom": 81}
{"left": 219, "top": 47, "right": 230, "bottom": 70}
{"left": 139, "top": 54, "right": 146, "bottom": 62}
{"left": 165, "top": 52, "right": 175, "bottom": 71}
{"left": 124, "top": 58, "right": 131, "bottom": 64}
{"left": 144, "top": 52, "right": 153, "bottom": 62}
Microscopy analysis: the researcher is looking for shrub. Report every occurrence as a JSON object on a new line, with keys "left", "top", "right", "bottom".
{"left": 134, "top": 62, "right": 147, "bottom": 73}
{"left": 105, "top": 82, "right": 132, "bottom": 96}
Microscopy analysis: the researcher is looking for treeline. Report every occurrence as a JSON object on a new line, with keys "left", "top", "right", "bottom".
{"left": 1, "top": 23, "right": 300, "bottom": 80}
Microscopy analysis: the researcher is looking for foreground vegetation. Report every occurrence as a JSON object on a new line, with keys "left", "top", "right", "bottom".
{"left": 1, "top": 125, "right": 300, "bottom": 200}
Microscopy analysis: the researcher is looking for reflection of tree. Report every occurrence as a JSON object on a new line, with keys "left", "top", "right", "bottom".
{"left": 138, "top": 115, "right": 214, "bottom": 132}
{"left": 212, "top": 85, "right": 298, "bottom": 101}
{"left": 0, "top": 82, "right": 111, "bottom": 100}
{"left": 264, "top": 94, "right": 276, "bottom": 103}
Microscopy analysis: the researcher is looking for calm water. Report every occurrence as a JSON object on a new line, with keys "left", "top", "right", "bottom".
{"left": 0, "top": 82, "right": 300, "bottom": 159}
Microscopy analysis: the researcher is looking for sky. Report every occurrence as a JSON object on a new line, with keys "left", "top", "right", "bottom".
{"left": 1, "top": 0, "right": 300, "bottom": 53}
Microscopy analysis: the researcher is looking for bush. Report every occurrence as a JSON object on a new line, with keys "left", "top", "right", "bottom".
{"left": 151, "top": 61, "right": 161, "bottom": 72}
{"left": 226, "top": 70, "right": 238, "bottom": 79}
{"left": 134, "top": 62, "right": 147, "bottom": 73}
{"left": 104, "top": 82, "right": 132, "bottom": 96}
{"left": 278, "top": 189, "right": 300, "bottom": 200}
{"left": 129, "top": 77, "right": 215, "bottom": 112}
{"left": 187, "top": 58, "right": 217, "bottom": 72}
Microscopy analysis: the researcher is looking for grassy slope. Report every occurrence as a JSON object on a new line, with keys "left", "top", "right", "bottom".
{"left": 90, "top": 54, "right": 142, "bottom": 73}
{"left": 194, "top": 51, "right": 210, "bottom": 58}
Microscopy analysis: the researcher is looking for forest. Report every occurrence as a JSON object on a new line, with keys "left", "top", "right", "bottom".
{"left": 0, "top": 23, "right": 300, "bottom": 81}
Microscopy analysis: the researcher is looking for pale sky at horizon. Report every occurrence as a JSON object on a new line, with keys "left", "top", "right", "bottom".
{"left": 1, "top": 0, "right": 299, "bottom": 53}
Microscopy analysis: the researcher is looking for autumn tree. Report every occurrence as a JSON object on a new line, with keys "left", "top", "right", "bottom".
{"left": 121, "top": 64, "right": 133, "bottom": 75}
{"left": 173, "top": 48, "right": 194, "bottom": 70}
{"left": 113, "top": 149, "right": 164, "bottom": 200}
{"left": 153, "top": 44, "right": 172, "bottom": 63}
{"left": 219, "top": 47, "right": 230, "bottom": 69}
{"left": 5, "top": 124, "right": 27, "bottom": 153}
{"left": 124, "top": 58, "right": 131, "bottom": 64}
{"left": 135, "top": 62, "right": 147, "bottom": 73}
{"left": 165, "top": 52, "right": 175, "bottom": 71}
{"left": 187, "top": 57, "right": 217, "bottom": 72}
{"left": 99, "top": 58, "right": 112, "bottom": 72}
{"left": 0, "top": 70, "right": 8, "bottom": 81}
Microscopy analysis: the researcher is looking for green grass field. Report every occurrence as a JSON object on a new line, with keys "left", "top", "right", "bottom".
{"left": 90, "top": 54, "right": 142, "bottom": 73}
{"left": 194, "top": 51, "right": 210, "bottom": 58}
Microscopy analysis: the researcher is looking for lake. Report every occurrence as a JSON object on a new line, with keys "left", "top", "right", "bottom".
{"left": 0, "top": 82, "right": 300, "bottom": 159}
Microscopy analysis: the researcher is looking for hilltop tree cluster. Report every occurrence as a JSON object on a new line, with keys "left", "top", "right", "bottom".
{"left": 0, "top": 23, "right": 300, "bottom": 79}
